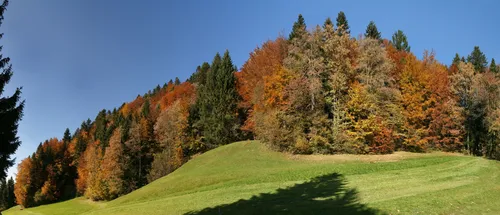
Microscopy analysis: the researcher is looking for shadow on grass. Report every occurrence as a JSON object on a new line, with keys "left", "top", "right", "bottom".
{"left": 185, "top": 173, "right": 383, "bottom": 215}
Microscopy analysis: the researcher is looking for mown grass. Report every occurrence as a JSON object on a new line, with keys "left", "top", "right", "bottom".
{"left": 4, "top": 141, "right": 500, "bottom": 214}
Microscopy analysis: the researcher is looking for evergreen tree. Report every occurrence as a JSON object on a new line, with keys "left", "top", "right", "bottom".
{"left": 467, "top": 46, "right": 488, "bottom": 73}
{"left": 63, "top": 128, "right": 72, "bottom": 144}
{"left": 391, "top": 30, "right": 410, "bottom": 52}
{"left": 289, "top": 14, "right": 306, "bottom": 41}
{"left": 364, "top": 21, "right": 381, "bottom": 40}
{"left": 336, "top": 11, "right": 350, "bottom": 35}
{"left": 0, "top": 0, "right": 23, "bottom": 181}
{"left": 198, "top": 51, "right": 240, "bottom": 146}
{"left": 461, "top": 56, "right": 466, "bottom": 62}
{"left": 174, "top": 77, "right": 181, "bottom": 85}
{"left": 452, "top": 53, "right": 461, "bottom": 66}
{"left": 7, "top": 177, "right": 13, "bottom": 208}
{"left": 168, "top": 79, "right": 173, "bottom": 85}
{"left": 141, "top": 99, "right": 150, "bottom": 118}
{"left": 323, "top": 17, "right": 333, "bottom": 29}
{"left": 0, "top": 179, "right": 5, "bottom": 209}
{"left": 94, "top": 109, "right": 108, "bottom": 145}
{"left": 489, "top": 58, "right": 498, "bottom": 73}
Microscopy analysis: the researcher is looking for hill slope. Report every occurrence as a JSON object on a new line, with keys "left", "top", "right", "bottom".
{"left": 4, "top": 141, "right": 500, "bottom": 215}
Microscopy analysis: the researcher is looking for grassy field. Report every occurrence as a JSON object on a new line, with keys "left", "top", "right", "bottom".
{"left": 3, "top": 141, "right": 500, "bottom": 215}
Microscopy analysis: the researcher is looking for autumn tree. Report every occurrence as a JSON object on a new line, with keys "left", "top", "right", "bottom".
{"left": 14, "top": 157, "right": 34, "bottom": 208}
{"left": 83, "top": 141, "right": 105, "bottom": 200}
{"left": 100, "top": 129, "right": 126, "bottom": 200}
{"left": 237, "top": 37, "right": 287, "bottom": 132}
{"left": 346, "top": 38, "right": 400, "bottom": 154}
{"left": 450, "top": 62, "right": 483, "bottom": 154}
{"left": 391, "top": 30, "right": 410, "bottom": 52}
{"left": 149, "top": 101, "right": 189, "bottom": 182}
{"left": 0, "top": 0, "right": 23, "bottom": 181}
{"left": 322, "top": 19, "right": 357, "bottom": 150}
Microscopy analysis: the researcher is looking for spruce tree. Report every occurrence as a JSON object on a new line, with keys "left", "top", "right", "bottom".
{"left": 364, "top": 21, "right": 381, "bottom": 40}
{"left": 63, "top": 128, "right": 72, "bottom": 144}
{"left": 391, "top": 30, "right": 410, "bottom": 52}
{"left": 467, "top": 46, "right": 488, "bottom": 73}
{"left": 452, "top": 53, "right": 461, "bottom": 66}
{"left": 489, "top": 58, "right": 498, "bottom": 73}
{"left": 323, "top": 17, "right": 333, "bottom": 29}
{"left": 289, "top": 14, "right": 306, "bottom": 41}
{"left": 0, "top": 0, "right": 23, "bottom": 181}
{"left": 198, "top": 51, "right": 240, "bottom": 146}
{"left": 336, "top": 11, "right": 350, "bottom": 35}
{"left": 174, "top": 77, "right": 181, "bottom": 85}
{"left": 6, "top": 177, "right": 13, "bottom": 208}
{"left": 141, "top": 99, "right": 150, "bottom": 118}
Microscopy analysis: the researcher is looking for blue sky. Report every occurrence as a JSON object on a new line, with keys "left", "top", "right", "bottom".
{"left": 2, "top": 0, "right": 499, "bottom": 179}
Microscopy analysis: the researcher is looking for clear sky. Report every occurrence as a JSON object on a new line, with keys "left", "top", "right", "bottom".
{"left": 2, "top": 0, "right": 499, "bottom": 179}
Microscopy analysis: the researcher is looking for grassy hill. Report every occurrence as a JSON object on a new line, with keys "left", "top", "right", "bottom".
{"left": 4, "top": 141, "right": 500, "bottom": 215}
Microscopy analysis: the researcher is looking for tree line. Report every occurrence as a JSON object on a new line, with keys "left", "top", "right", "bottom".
{"left": 12, "top": 12, "right": 500, "bottom": 209}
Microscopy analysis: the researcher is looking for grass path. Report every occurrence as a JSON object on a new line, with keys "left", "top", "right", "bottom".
{"left": 4, "top": 141, "right": 500, "bottom": 214}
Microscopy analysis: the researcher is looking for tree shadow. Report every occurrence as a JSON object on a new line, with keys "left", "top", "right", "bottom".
{"left": 185, "top": 173, "right": 383, "bottom": 215}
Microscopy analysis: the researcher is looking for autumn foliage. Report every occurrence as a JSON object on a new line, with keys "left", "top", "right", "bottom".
{"left": 13, "top": 13, "right": 500, "bottom": 209}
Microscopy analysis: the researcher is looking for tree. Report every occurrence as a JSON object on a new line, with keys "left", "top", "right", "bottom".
{"left": 467, "top": 46, "right": 487, "bottom": 73}
{"left": 0, "top": 0, "right": 23, "bottom": 181}
{"left": 14, "top": 157, "right": 34, "bottom": 208}
{"left": 391, "top": 30, "right": 410, "bottom": 52}
{"left": 174, "top": 77, "right": 181, "bottom": 85}
{"left": 6, "top": 177, "right": 14, "bottom": 209}
{"left": 289, "top": 14, "right": 306, "bottom": 41}
{"left": 237, "top": 37, "right": 287, "bottom": 132}
{"left": 188, "top": 62, "right": 209, "bottom": 85}
{"left": 336, "top": 11, "right": 350, "bottom": 35}
{"left": 490, "top": 58, "right": 498, "bottom": 73}
{"left": 452, "top": 53, "right": 461, "bottom": 66}
{"left": 450, "top": 62, "right": 483, "bottom": 155}
{"left": 323, "top": 17, "right": 333, "bottom": 29}
{"left": 100, "top": 129, "right": 126, "bottom": 200}
{"left": 63, "top": 128, "right": 72, "bottom": 144}
{"left": 364, "top": 21, "right": 381, "bottom": 40}
{"left": 198, "top": 51, "right": 241, "bottom": 146}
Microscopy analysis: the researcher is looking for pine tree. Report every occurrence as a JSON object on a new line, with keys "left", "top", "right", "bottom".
{"left": 452, "top": 53, "right": 461, "bottom": 66}
{"left": 7, "top": 177, "right": 14, "bottom": 208}
{"left": 364, "top": 21, "right": 381, "bottom": 40}
{"left": 0, "top": 0, "right": 23, "bottom": 181}
{"left": 489, "top": 58, "right": 498, "bottom": 73}
{"left": 141, "top": 99, "right": 150, "bottom": 118}
{"left": 336, "top": 11, "right": 350, "bottom": 35}
{"left": 323, "top": 17, "right": 333, "bottom": 29}
{"left": 198, "top": 51, "right": 240, "bottom": 146}
{"left": 467, "top": 46, "right": 488, "bottom": 73}
{"left": 289, "top": 14, "right": 306, "bottom": 41}
{"left": 391, "top": 30, "right": 410, "bottom": 52}
{"left": 174, "top": 77, "right": 181, "bottom": 85}
{"left": 63, "top": 128, "right": 72, "bottom": 144}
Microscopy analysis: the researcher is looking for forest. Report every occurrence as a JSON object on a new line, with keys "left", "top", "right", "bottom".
{"left": 10, "top": 12, "right": 500, "bottom": 209}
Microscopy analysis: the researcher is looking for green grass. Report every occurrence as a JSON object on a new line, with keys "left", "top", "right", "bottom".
{"left": 4, "top": 141, "right": 500, "bottom": 214}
